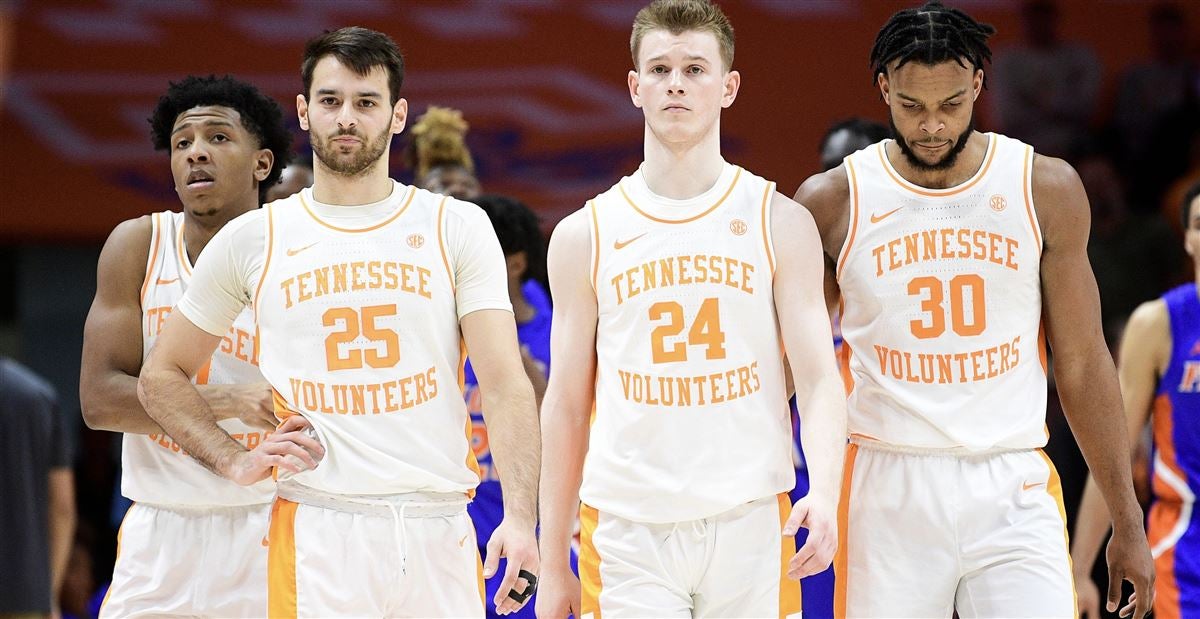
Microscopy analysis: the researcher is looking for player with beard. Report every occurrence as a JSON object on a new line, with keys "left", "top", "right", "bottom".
{"left": 136, "top": 27, "right": 542, "bottom": 617}
{"left": 795, "top": 2, "right": 1154, "bottom": 617}
{"left": 81, "top": 74, "right": 291, "bottom": 617}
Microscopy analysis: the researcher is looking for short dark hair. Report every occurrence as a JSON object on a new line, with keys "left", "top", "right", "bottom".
{"left": 820, "top": 118, "right": 891, "bottom": 152}
{"left": 302, "top": 27, "right": 405, "bottom": 105}
{"left": 148, "top": 74, "right": 293, "bottom": 203}
{"left": 469, "top": 194, "right": 547, "bottom": 284}
{"left": 1184, "top": 181, "right": 1200, "bottom": 232}
{"left": 870, "top": 1, "right": 996, "bottom": 87}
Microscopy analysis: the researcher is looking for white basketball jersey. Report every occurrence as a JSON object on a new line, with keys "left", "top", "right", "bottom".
{"left": 837, "top": 133, "right": 1048, "bottom": 451}
{"left": 124, "top": 210, "right": 273, "bottom": 506}
{"left": 254, "top": 184, "right": 479, "bottom": 496}
{"left": 580, "top": 163, "right": 794, "bottom": 523}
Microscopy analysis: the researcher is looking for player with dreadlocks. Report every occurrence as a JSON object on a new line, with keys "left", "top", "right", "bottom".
{"left": 795, "top": 2, "right": 1154, "bottom": 617}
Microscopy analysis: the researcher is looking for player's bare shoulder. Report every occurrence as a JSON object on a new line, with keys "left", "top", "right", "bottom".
{"left": 1030, "top": 153, "right": 1089, "bottom": 240}
{"left": 97, "top": 214, "right": 156, "bottom": 286}
{"left": 793, "top": 165, "right": 852, "bottom": 258}
{"left": 1123, "top": 297, "right": 1172, "bottom": 372}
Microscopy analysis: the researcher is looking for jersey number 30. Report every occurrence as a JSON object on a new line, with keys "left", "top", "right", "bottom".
{"left": 908, "top": 274, "right": 986, "bottom": 339}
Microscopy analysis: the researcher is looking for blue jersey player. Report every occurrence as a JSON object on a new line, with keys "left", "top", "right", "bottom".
{"left": 1073, "top": 182, "right": 1200, "bottom": 618}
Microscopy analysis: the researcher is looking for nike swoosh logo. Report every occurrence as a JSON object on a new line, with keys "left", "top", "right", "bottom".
{"left": 458, "top": 534, "right": 469, "bottom": 548}
{"left": 613, "top": 233, "right": 647, "bottom": 250}
{"left": 870, "top": 207, "right": 903, "bottom": 224}
{"left": 155, "top": 277, "right": 180, "bottom": 285}
{"left": 286, "top": 242, "right": 319, "bottom": 256}
{"left": 1022, "top": 481, "right": 1046, "bottom": 491}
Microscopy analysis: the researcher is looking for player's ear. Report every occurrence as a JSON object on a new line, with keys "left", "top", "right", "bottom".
{"left": 254, "top": 148, "right": 274, "bottom": 183}
{"left": 877, "top": 72, "right": 891, "bottom": 105}
{"left": 391, "top": 98, "right": 408, "bottom": 135}
{"left": 972, "top": 69, "right": 983, "bottom": 101}
{"left": 297, "top": 95, "right": 310, "bottom": 131}
{"left": 628, "top": 70, "right": 643, "bottom": 109}
{"left": 506, "top": 252, "right": 528, "bottom": 280}
{"left": 721, "top": 70, "right": 740, "bottom": 108}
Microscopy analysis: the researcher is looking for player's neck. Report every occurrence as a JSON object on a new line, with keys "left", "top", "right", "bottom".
{"left": 641, "top": 126, "right": 725, "bottom": 200}
{"left": 311, "top": 156, "right": 395, "bottom": 206}
{"left": 180, "top": 196, "right": 258, "bottom": 264}
{"left": 888, "top": 131, "right": 990, "bottom": 190}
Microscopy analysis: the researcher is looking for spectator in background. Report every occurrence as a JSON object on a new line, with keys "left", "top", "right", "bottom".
{"left": 990, "top": 0, "right": 1101, "bottom": 158}
{"left": 265, "top": 159, "right": 314, "bottom": 202}
{"left": 406, "top": 105, "right": 481, "bottom": 200}
{"left": 0, "top": 357, "right": 75, "bottom": 619}
{"left": 819, "top": 117, "right": 889, "bottom": 172}
{"left": 1080, "top": 153, "right": 1183, "bottom": 335}
{"left": 1115, "top": 3, "right": 1198, "bottom": 212}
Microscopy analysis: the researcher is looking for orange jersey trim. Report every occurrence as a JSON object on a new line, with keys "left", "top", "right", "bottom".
{"left": 267, "top": 498, "right": 299, "bottom": 619}
{"left": 588, "top": 200, "right": 601, "bottom": 293}
{"left": 876, "top": 134, "right": 997, "bottom": 198}
{"left": 98, "top": 504, "right": 132, "bottom": 614}
{"left": 579, "top": 503, "right": 603, "bottom": 619}
{"left": 759, "top": 182, "right": 776, "bottom": 277}
{"left": 252, "top": 205, "right": 276, "bottom": 324}
{"left": 139, "top": 213, "right": 164, "bottom": 306}
{"left": 460, "top": 339, "right": 480, "bottom": 499}
{"left": 618, "top": 167, "right": 742, "bottom": 224}
{"left": 176, "top": 219, "right": 192, "bottom": 276}
{"left": 834, "top": 443, "right": 859, "bottom": 618}
{"left": 299, "top": 185, "right": 416, "bottom": 234}
{"left": 1021, "top": 145, "right": 1043, "bottom": 252}
{"left": 437, "top": 196, "right": 456, "bottom": 292}
{"left": 837, "top": 158, "right": 862, "bottom": 279}
{"left": 777, "top": 492, "right": 802, "bottom": 616}
{"left": 1038, "top": 449, "right": 1079, "bottom": 617}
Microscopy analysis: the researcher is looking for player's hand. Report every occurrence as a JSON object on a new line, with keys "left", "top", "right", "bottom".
{"left": 223, "top": 381, "right": 274, "bottom": 429}
{"left": 783, "top": 494, "right": 837, "bottom": 580}
{"left": 534, "top": 563, "right": 581, "bottom": 619}
{"left": 222, "top": 415, "right": 324, "bottom": 485}
{"left": 1105, "top": 523, "right": 1154, "bottom": 618}
{"left": 485, "top": 518, "right": 540, "bottom": 615}
{"left": 1075, "top": 571, "right": 1101, "bottom": 619}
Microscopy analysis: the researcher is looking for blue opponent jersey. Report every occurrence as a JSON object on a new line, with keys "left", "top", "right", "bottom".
{"left": 1149, "top": 283, "right": 1200, "bottom": 616}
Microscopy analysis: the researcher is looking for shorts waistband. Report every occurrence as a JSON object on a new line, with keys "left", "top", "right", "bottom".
{"left": 277, "top": 480, "right": 469, "bottom": 518}
{"left": 849, "top": 435, "right": 1036, "bottom": 458}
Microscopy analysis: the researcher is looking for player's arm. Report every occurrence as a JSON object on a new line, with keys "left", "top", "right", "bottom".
{"left": 80, "top": 217, "right": 274, "bottom": 434}
{"left": 450, "top": 201, "right": 540, "bottom": 613}
{"left": 772, "top": 192, "right": 848, "bottom": 579}
{"left": 1071, "top": 299, "right": 1166, "bottom": 618}
{"left": 536, "top": 209, "right": 596, "bottom": 618}
{"left": 794, "top": 166, "right": 851, "bottom": 320}
{"left": 1036, "top": 154, "right": 1155, "bottom": 618}
{"left": 137, "top": 222, "right": 322, "bottom": 485}
{"left": 47, "top": 465, "right": 75, "bottom": 614}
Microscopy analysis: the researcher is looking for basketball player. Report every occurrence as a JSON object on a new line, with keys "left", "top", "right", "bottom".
{"left": 80, "top": 74, "right": 292, "bottom": 617}
{"left": 538, "top": 1, "right": 847, "bottom": 616}
{"left": 1072, "top": 182, "right": 1200, "bottom": 619}
{"left": 793, "top": 2, "right": 1154, "bottom": 617}
{"left": 136, "top": 28, "right": 541, "bottom": 617}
